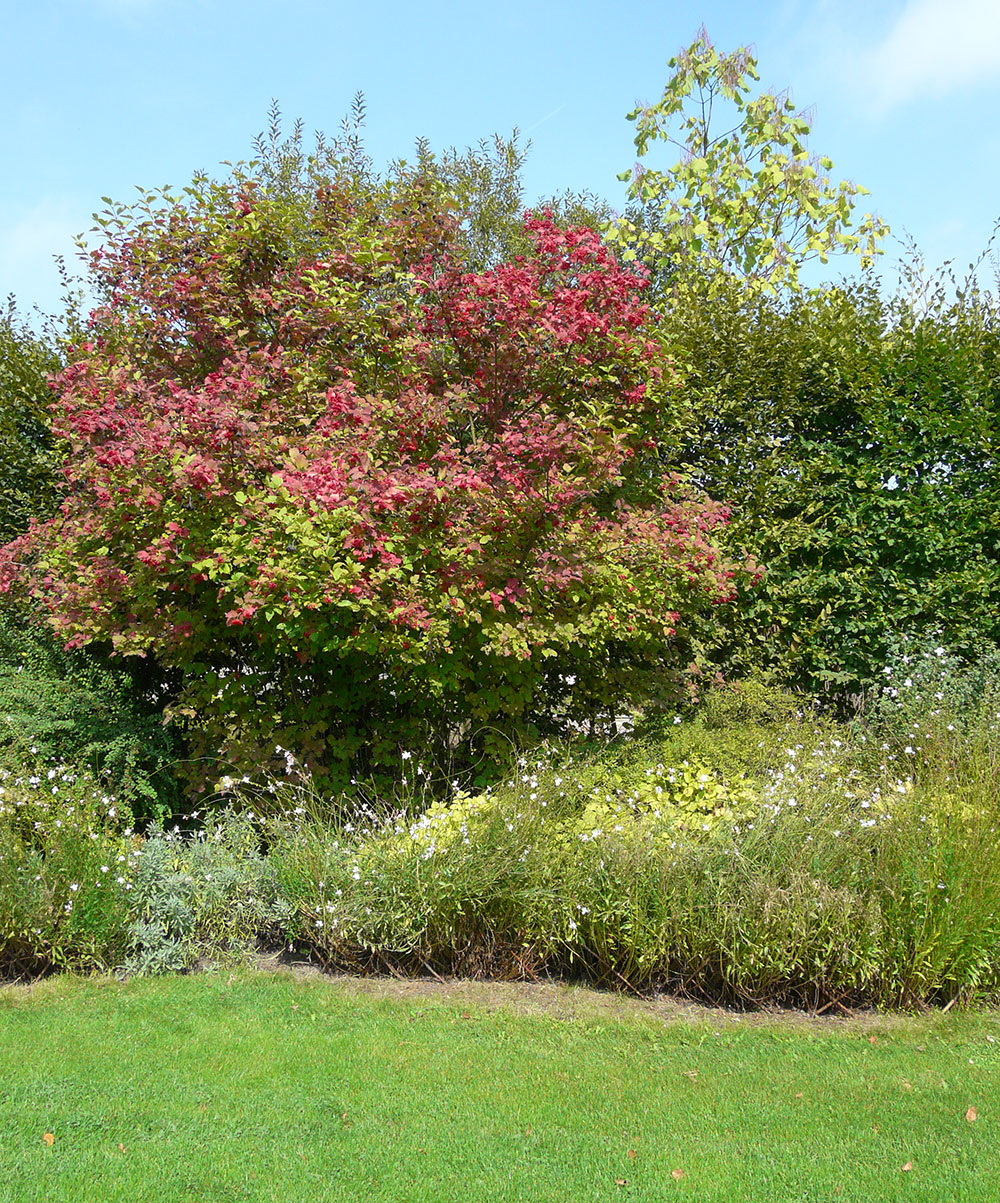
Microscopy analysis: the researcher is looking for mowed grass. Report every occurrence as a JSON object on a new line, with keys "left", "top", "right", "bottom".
{"left": 0, "top": 972, "right": 998, "bottom": 1202}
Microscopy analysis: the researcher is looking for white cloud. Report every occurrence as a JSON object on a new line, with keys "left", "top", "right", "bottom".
{"left": 868, "top": 0, "right": 1000, "bottom": 109}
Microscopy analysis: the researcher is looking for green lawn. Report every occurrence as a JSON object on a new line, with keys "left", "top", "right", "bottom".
{"left": 0, "top": 970, "right": 997, "bottom": 1202}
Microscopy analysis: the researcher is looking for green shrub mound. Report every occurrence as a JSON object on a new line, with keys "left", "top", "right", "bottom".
{"left": 123, "top": 812, "right": 291, "bottom": 975}
{"left": 0, "top": 763, "right": 133, "bottom": 976}
{"left": 0, "top": 604, "right": 181, "bottom": 819}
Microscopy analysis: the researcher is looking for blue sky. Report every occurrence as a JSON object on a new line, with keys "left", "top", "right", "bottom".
{"left": 3, "top": 0, "right": 999, "bottom": 318}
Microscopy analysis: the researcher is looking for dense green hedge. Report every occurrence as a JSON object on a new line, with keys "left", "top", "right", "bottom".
{"left": 660, "top": 274, "right": 1000, "bottom": 701}
{"left": 0, "top": 304, "right": 64, "bottom": 545}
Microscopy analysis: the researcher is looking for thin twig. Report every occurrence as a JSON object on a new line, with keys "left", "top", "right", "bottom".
{"left": 376, "top": 951, "right": 407, "bottom": 980}
{"left": 415, "top": 954, "right": 448, "bottom": 985}
{"left": 611, "top": 967, "right": 654, "bottom": 1001}
{"left": 815, "top": 993, "right": 855, "bottom": 1017}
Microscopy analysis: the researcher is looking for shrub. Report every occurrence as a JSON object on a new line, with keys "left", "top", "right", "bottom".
{"left": 0, "top": 602, "right": 181, "bottom": 819}
{"left": 0, "top": 155, "right": 751, "bottom": 794}
{"left": 634, "top": 673, "right": 829, "bottom": 783}
{"left": 123, "top": 810, "right": 290, "bottom": 975}
{"left": 657, "top": 272, "right": 1000, "bottom": 702}
{"left": 0, "top": 760, "right": 132, "bottom": 976}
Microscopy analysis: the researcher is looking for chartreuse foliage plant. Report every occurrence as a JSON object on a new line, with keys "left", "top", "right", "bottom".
{"left": 0, "top": 147, "right": 749, "bottom": 793}
{"left": 609, "top": 27, "right": 888, "bottom": 294}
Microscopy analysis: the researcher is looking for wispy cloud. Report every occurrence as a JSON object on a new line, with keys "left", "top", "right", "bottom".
{"left": 525, "top": 104, "right": 567, "bottom": 135}
{"left": 867, "top": 0, "right": 1000, "bottom": 110}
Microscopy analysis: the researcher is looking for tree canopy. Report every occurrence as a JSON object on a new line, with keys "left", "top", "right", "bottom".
{"left": 607, "top": 28, "right": 889, "bottom": 294}
{"left": 0, "top": 143, "right": 748, "bottom": 792}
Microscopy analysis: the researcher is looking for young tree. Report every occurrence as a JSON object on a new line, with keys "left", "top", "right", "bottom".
{"left": 608, "top": 28, "right": 888, "bottom": 294}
